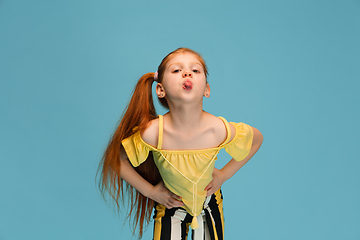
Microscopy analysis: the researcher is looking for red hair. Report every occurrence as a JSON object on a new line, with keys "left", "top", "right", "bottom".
{"left": 97, "top": 48, "right": 208, "bottom": 238}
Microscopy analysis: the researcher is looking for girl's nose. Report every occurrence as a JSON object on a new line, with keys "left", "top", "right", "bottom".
{"left": 183, "top": 71, "right": 192, "bottom": 78}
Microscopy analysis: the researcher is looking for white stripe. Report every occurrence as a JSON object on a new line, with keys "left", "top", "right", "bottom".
{"left": 171, "top": 208, "right": 187, "bottom": 240}
{"left": 192, "top": 214, "right": 205, "bottom": 240}
{"left": 192, "top": 195, "right": 212, "bottom": 240}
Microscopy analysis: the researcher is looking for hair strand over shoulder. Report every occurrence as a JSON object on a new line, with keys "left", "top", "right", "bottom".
{"left": 97, "top": 72, "right": 161, "bottom": 238}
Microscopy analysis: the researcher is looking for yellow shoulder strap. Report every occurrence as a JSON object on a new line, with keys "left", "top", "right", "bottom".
{"left": 157, "top": 115, "right": 163, "bottom": 150}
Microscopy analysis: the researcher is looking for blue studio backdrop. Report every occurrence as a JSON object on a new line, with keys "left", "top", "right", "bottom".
{"left": 1, "top": 0, "right": 359, "bottom": 239}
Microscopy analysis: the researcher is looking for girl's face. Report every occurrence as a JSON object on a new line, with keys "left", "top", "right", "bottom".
{"left": 156, "top": 52, "right": 210, "bottom": 105}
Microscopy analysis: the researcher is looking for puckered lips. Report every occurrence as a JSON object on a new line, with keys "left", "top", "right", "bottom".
{"left": 183, "top": 80, "right": 193, "bottom": 90}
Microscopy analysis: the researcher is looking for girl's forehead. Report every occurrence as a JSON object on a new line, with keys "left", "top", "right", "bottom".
{"left": 166, "top": 52, "right": 202, "bottom": 66}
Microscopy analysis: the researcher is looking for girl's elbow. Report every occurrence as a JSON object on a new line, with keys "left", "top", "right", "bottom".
{"left": 252, "top": 127, "right": 263, "bottom": 146}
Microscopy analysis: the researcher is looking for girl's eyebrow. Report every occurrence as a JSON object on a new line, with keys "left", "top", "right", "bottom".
{"left": 168, "top": 62, "right": 202, "bottom": 68}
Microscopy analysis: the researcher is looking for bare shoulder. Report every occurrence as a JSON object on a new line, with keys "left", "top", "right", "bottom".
{"left": 140, "top": 118, "right": 159, "bottom": 147}
{"left": 206, "top": 113, "right": 236, "bottom": 142}
{"left": 227, "top": 122, "right": 236, "bottom": 142}
{"left": 203, "top": 113, "right": 228, "bottom": 143}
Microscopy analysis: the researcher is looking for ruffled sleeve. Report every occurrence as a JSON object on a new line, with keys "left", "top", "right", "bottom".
{"left": 224, "top": 122, "right": 253, "bottom": 161}
{"left": 121, "top": 131, "right": 152, "bottom": 167}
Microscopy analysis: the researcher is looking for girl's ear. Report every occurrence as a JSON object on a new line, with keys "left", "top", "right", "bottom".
{"left": 156, "top": 83, "right": 166, "bottom": 98}
{"left": 204, "top": 83, "right": 210, "bottom": 98}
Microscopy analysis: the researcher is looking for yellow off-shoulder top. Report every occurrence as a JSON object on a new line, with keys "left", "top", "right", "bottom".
{"left": 122, "top": 115, "right": 253, "bottom": 229}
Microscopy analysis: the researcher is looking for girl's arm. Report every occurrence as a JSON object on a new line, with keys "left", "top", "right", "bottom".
{"left": 119, "top": 148, "right": 184, "bottom": 209}
{"left": 205, "top": 127, "right": 263, "bottom": 196}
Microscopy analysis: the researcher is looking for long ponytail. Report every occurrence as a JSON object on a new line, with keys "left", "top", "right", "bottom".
{"left": 97, "top": 72, "right": 161, "bottom": 238}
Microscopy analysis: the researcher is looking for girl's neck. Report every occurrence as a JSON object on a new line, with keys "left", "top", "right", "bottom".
{"left": 165, "top": 104, "right": 206, "bottom": 132}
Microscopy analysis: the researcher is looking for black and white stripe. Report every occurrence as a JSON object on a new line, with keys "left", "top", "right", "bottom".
{"left": 153, "top": 190, "right": 224, "bottom": 240}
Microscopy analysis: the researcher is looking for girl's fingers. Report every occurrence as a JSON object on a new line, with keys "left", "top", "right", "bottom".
{"left": 169, "top": 196, "right": 184, "bottom": 208}
{"left": 206, "top": 186, "right": 214, "bottom": 196}
{"left": 173, "top": 194, "right": 182, "bottom": 200}
{"left": 162, "top": 190, "right": 184, "bottom": 208}
{"left": 204, "top": 180, "right": 213, "bottom": 191}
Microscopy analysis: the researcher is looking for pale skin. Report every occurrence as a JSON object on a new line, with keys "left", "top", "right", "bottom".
{"left": 119, "top": 52, "right": 263, "bottom": 209}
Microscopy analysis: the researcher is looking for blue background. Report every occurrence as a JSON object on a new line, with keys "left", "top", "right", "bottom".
{"left": 1, "top": 0, "right": 359, "bottom": 239}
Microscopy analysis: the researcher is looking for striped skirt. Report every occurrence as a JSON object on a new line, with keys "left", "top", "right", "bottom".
{"left": 153, "top": 189, "right": 224, "bottom": 240}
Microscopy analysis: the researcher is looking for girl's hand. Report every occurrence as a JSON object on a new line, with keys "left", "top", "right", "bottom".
{"left": 205, "top": 168, "right": 227, "bottom": 196}
{"left": 205, "top": 127, "right": 263, "bottom": 196}
{"left": 150, "top": 181, "right": 184, "bottom": 209}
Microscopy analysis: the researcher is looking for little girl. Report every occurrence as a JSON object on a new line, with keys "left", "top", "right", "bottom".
{"left": 98, "top": 48, "right": 263, "bottom": 240}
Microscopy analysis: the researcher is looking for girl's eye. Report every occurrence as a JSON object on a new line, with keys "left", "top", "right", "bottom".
{"left": 173, "top": 69, "right": 181, "bottom": 73}
{"left": 192, "top": 69, "right": 200, "bottom": 73}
